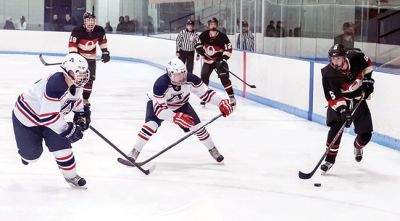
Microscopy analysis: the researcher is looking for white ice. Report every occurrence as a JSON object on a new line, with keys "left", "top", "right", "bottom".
{"left": 0, "top": 54, "right": 399, "bottom": 221}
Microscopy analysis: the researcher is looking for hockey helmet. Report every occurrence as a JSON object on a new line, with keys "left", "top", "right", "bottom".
{"left": 83, "top": 12, "right": 96, "bottom": 31}
{"left": 61, "top": 53, "right": 89, "bottom": 87}
{"left": 186, "top": 19, "right": 194, "bottom": 26}
{"left": 328, "top": 44, "right": 347, "bottom": 70}
{"left": 166, "top": 58, "right": 187, "bottom": 86}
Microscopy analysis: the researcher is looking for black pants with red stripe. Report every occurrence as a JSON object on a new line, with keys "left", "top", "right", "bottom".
{"left": 200, "top": 62, "right": 234, "bottom": 97}
{"left": 325, "top": 100, "right": 373, "bottom": 163}
{"left": 83, "top": 60, "right": 96, "bottom": 100}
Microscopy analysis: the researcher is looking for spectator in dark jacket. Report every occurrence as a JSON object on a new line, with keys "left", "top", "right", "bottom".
{"left": 334, "top": 22, "right": 355, "bottom": 49}
{"left": 4, "top": 17, "right": 15, "bottom": 30}
{"left": 50, "top": 14, "right": 63, "bottom": 31}
{"left": 276, "top": 21, "right": 286, "bottom": 37}
{"left": 105, "top": 21, "right": 113, "bottom": 33}
{"left": 265, "top": 20, "right": 276, "bottom": 37}
{"left": 116, "top": 16, "right": 125, "bottom": 32}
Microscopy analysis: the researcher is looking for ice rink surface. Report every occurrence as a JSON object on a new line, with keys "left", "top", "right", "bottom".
{"left": 0, "top": 54, "right": 399, "bottom": 221}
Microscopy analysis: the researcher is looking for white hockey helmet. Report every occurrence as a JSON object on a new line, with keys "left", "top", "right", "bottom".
{"left": 166, "top": 58, "right": 187, "bottom": 86}
{"left": 61, "top": 53, "right": 89, "bottom": 87}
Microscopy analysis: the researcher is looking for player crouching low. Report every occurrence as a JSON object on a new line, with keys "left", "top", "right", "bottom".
{"left": 12, "top": 54, "right": 91, "bottom": 189}
{"left": 125, "top": 58, "right": 233, "bottom": 164}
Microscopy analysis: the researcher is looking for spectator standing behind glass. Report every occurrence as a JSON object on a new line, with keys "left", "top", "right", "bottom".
{"left": 176, "top": 19, "right": 199, "bottom": 74}
{"left": 334, "top": 22, "right": 355, "bottom": 49}
{"left": 4, "top": 17, "right": 15, "bottom": 30}
{"left": 124, "top": 16, "right": 135, "bottom": 33}
{"left": 17, "top": 16, "right": 27, "bottom": 30}
{"left": 147, "top": 16, "right": 154, "bottom": 34}
{"left": 236, "top": 21, "right": 254, "bottom": 52}
{"left": 276, "top": 21, "right": 286, "bottom": 37}
{"left": 64, "top": 14, "right": 77, "bottom": 32}
{"left": 104, "top": 21, "right": 113, "bottom": 33}
{"left": 116, "top": 16, "right": 125, "bottom": 32}
{"left": 51, "top": 14, "right": 64, "bottom": 31}
{"left": 265, "top": 20, "right": 276, "bottom": 37}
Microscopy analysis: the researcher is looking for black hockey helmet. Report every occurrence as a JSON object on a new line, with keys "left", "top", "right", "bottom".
{"left": 208, "top": 17, "right": 219, "bottom": 26}
{"left": 186, "top": 19, "right": 194, "bottom": 26}
{"left": 328, "top": 44, "right": 346, "bottom": 58}
{"left": 83, "top": 12, "right": 96, "bottom": 31}
{"left": 328, "top": 44, "right": 347, "bottom": 70}
{"left": 83, "top": 12, "right": 96, "bottom": 19}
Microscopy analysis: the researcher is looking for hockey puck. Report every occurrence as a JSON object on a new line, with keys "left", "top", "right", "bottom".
{"left": 314, "top": 183, "right": 321, "bottom": 187}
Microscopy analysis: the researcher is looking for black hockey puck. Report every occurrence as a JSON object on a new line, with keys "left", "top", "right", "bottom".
{"left": 314, "top": 183, "right": 321, "bottom": 187}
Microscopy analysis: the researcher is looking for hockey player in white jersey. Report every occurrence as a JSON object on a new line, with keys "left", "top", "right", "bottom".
{"left": 12, "top": 53, "right": 91, "bottom": 189}
{"left": 125, "top": 58, "right": 233, "bottom": 163}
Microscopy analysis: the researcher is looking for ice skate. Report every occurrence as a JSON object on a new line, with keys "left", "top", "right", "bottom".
{"left": 65, "top": 175, "right": 87, "bottom": 189}
{"left": 320, "top": 161, "right": 334, "bottom": 174}
{"left": 209, "top": 147, "right": 224, "bottom": 163}
{"left": 354, "top": 147, "right": 363, "bottom": 162}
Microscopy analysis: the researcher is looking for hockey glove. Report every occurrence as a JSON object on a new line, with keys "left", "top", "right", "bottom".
{"left": 337, "top": 106, "right": 352, "bottom": 128}
{"left": 173, "top": 112, "right": 195, "bottom": 129}
{"left": 362, "top": 78, "right": 374, "bottom": 99}
{"left": 61, "top": 122, "right": 84, "bottom": 143}
{"left": 219, "top": 99, "right": 233, "bottom": 117}
{"left": 195, "top": 46, "right": 206, "bottom": 56}
{"left": 215, "top": 55, "right": 229, "bottom": 73}
{"left": 73, "top": 103, "right": 91, "bottom": 130}
{"left": 101, "top": 50, "right": 110, "bottom": 63}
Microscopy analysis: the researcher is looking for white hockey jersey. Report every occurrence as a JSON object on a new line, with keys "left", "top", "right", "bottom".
{"left": 149, "top": 73, "right": 223, "bottom": 122}
{"left": 13, "top": 72, "right": 84, "bottom": 134}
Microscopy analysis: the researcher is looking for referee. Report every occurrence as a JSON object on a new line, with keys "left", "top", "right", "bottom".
{"left": 176, "top": 19, "right": 199, "bottom": 73}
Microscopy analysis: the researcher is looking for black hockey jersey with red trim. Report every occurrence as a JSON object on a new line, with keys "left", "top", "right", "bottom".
{"left": 68, "top": 25, "right": 107, "bottom": 60}
{"left": 196, "top": 30, "right": 232, "bottom": 64}
{"left": 321, "top": 49, "right": 373, "bottom": 110}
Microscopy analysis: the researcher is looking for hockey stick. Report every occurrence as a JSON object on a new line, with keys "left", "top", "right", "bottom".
{"left": 298, "top": 95, "right": 364, "bottom": 179}
{"left": 203, "top": 54, "right": 256, "bottom": 88}
{"left": 118, "top": 113, "right": 224, "bottom": 167}
{"left": 39, "top": 54, "right": 62, "bottom": 66}
{"left": 89, "top": 125, "right": 154, "bottom": 175}
{"left": 39, "top": 54, "right": 101, "bottom": 66}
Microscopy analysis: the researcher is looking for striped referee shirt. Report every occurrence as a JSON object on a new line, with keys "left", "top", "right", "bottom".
{"left": 176, "top": 29, "right": 199, "bottom": 52}
{"left": 236, "top": 32, "right": 255, "bottom": 52}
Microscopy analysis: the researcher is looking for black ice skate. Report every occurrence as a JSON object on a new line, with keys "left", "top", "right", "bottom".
{"left": 354, "top": 147, "right": 363, "bottom": 162}
{"left": 320, "top": 161, "right": 334, "bottom": 174}
{"left": 229, "top": 96, "right": 236, "bottom": 107}
{"left": 209, "top": 147, "right": 224, "bottom": 163}
{"left": 200, "top": 101, "right": 206, "bottom": 108}
{"left": 65, "top": 175, "right": 87, "bottom": 189}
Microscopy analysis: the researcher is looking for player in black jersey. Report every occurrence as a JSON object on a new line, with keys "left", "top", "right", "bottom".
{"left": 195, "top": 17, "right": 236, "bottom": 107}
{"left": 68, "top": 12, "right": 110, "bottom": 105}
{"left": 320, "top": 44, "right": 375, "bottom": 173}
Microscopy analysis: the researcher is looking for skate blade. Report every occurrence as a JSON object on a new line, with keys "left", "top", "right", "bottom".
{"left": 67, "top": 183, "right": 87, "bottom": 189}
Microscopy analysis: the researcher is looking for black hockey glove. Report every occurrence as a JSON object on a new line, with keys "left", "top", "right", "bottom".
{"left": 73, "top": 103, "right": 91, "bottom": 130}
{"left": 362, "top": 78, "right": 374, "bottom": 99}
{"left": 195, "top": 46, "right": 206, "bottom": 56}
{"left": 215, "top": 56, "right": 229, "bottom": 73}
{"left": 337, "top": 106, "right": 352, "bottom": 128}
{"left": 101, "top": 50, "right": 110, "bottom": 63}
{"left": 61, "top": 122, "right": 84, "bottom": 143}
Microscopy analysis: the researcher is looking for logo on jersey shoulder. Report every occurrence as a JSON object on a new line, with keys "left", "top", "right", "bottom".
{"left": 61, "top": 99, "right": 78, "bottom": 115}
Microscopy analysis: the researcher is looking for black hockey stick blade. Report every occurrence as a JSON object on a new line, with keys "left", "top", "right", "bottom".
{"left": 39, "top": 54, "right": 62, "bottom": 66}
{"left": 117, "top": 157, "right": 145, "bottom": 167}
{"left": 89, "top": 126, "right": 152, "bottom": 175}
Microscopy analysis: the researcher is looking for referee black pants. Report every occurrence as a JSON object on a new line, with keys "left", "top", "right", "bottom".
{"left": 178, "top": 50, "right": 195, "bottom": 74}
